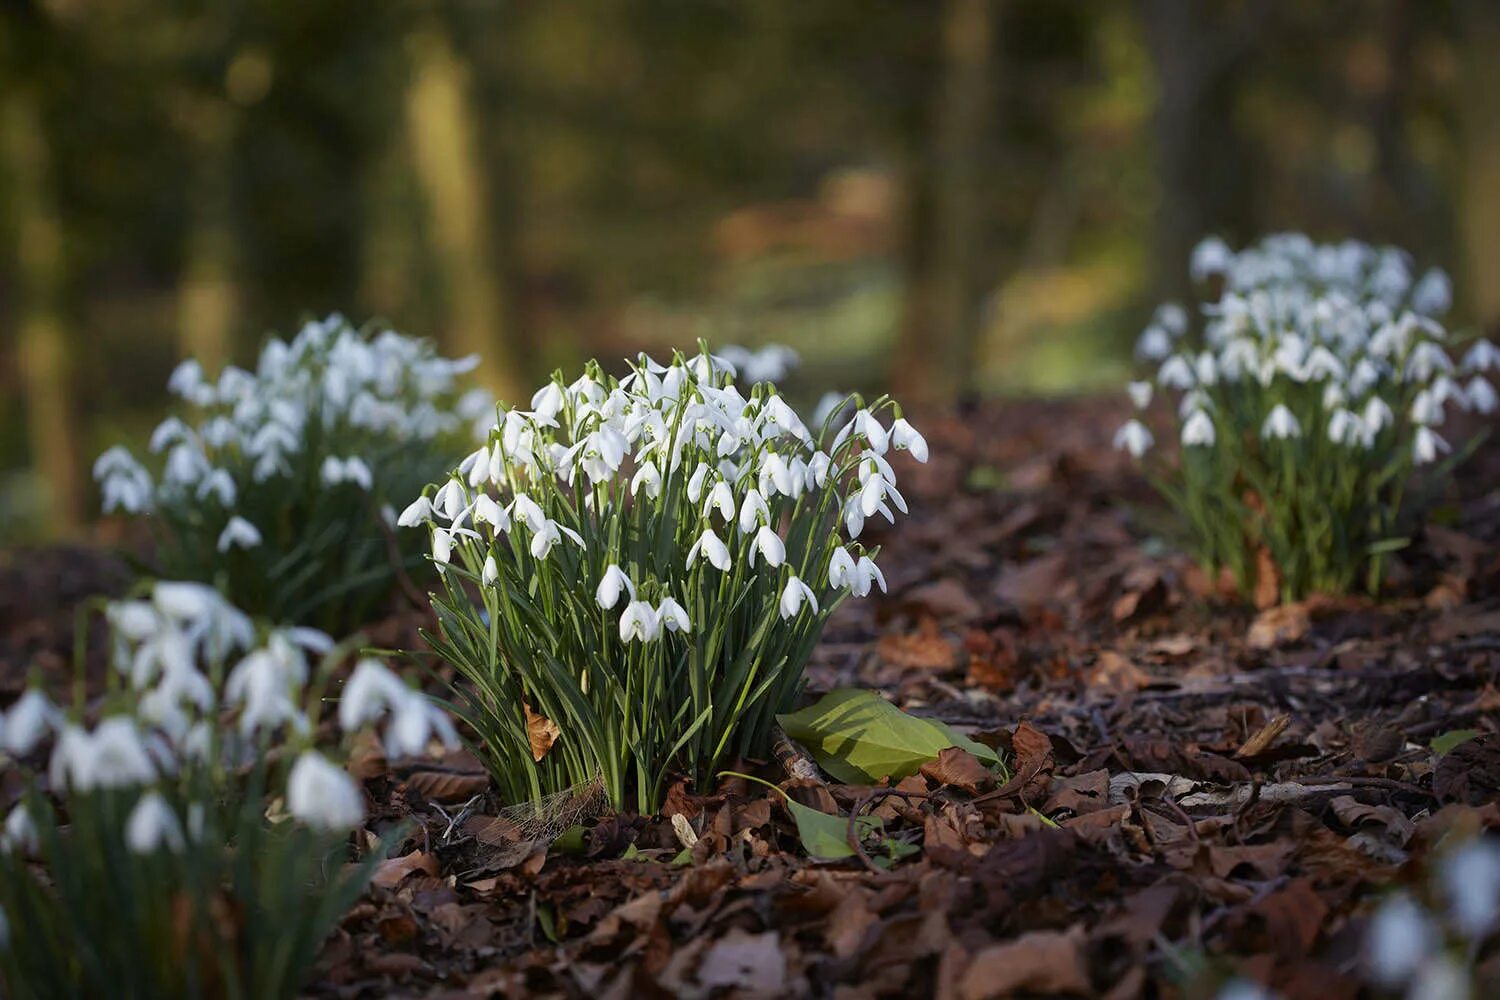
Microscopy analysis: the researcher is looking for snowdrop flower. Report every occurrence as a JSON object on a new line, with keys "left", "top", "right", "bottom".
{"left": 853, "top": 410, "right": 889, "bottom": 454}
{"left": 338, "top": 659, "right": 405, "bottom": 730}
{"left": 1410, "top": 389, "right": 1444, "bottom": 426}
{"left": 687, "top": 528, "right": 732, "bottom": 572}
{"left": 1327, "top": 409, "right": 1367, "bottom": 447}
{"left": 889, "top": 418, "right": 929, "bottom": 462}
{"left": 631, "top": 460, "right": 662, "bottom": 499}
{"left": 386, "top": 691, "right": 459, "bottom": 757}
{"left": 705, "top": 481, "right": 736, "bottom": 524}
{"left": 2, "top": 689, "right": 58, "bottom": 756}
{"left": 1466, "top": 376, "right": 1497, "bottom": 415}
{"left": 738, "top": 488, "right": 770, "bottom": 534}
{"left": 656, "top": 597, "right": 691, "bottom": 634}
{"left": 510, "top": 493, "right": 546, "bottom": 532}
{"left": 852, "top": 556, "right": 886, "bottom": 597}
{"left": 51, "top": 718, "right": 157, "bottom": 791}
{"left": 1181, "top": 410, "right": 1215, "bottom": 447}
{"left": 1127, "top": 381, "right": 1153, "bottom": 410}
{"left": 195, "top": 468, "right": 237, "bottom": 507}
{"left": 1260, "top": 404, "right": 1301, "bottom": 441}
{"left": 1, "top": 804, "right": 37, "bottom": 855}
{"left": 828, "top": 547, "right": 857, "bottom": 589}
{"left": 1405, "top": 341, "right": 1453, "bottom": 382}
{"left": 398, "top": 495, "right": 434, "bottom": 527}
{"left": 431, "top": 527, "right": 454, "bottom": 566}
{"left": 216, "top": 516, "right": 262, "bottom": 553}
{"left": 687, "top": 462, "right": 712, "bottom": 503}
{"left": 1362, "top": 396, "right": 1394, "bottom": 435}
{"left": 1406, "top": 956, "right": 1470, "bottom": 1000}
{"left": 125, "top": 792, "right": 186, "bottom": 854}
{"left": 1461, "top": 337, "right": 1500, "bottom": 375}
{"left": 1135, "top": 325, "right": 1173, "bottom": 362}
{"left": 619, "top": 601, "right": 660, "bottom": 643}
{"left": 529, "top": 519, "right": 584, "bottom": 560}
{"left": 596, "top": 565, "right": 636, "bottom": 610}
{"left": 1157, "top": 355, "right": 1195, "bottom": 390}
{"left": 751, "top": 525, "right": 786, "bottom": 567}
{"left": 758, "top": 452, "right": 795, "bottom": 496}
{"left": 1190, "top": 236, "right": 1233, "bottom": 282}
{"left": 1214, "top": 981, "right": 1272, "bottom": 1000}
{"left": 226, "top": 649, "right": 308, "bottom": 736}
{"left": 531, "top": 381, "right": 565, "bottom": 424}
{"left": 482, "top": 553, "right": 500, "bottom": 585}
{"left": 286, "top": 752, "right": 365, "bottom": 832}
{"left": 320, "top": 456, "right": 374, "bottom": 490}
{"left": 1113, "top": 419, "right": 1154, "bottom": 458}
{"left": 858, "top": 470, "right": 906, "bottom": 519}
{"left": 1365, "top": 892, "right": 1435, "bottom": 988}
{"left": 1440, "top": 837, "right": 1500, "bottom": 937}
{"left": 1411, "top": 267, "right": 1452, "bottom": 316}
{"left": 778, "top": 575, "right": 819, "bottom": 620}
{"left": 1413, "top": 426, "right": 1449, "bottom": 465}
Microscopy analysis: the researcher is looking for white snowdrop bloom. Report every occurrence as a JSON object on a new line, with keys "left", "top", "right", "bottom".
{"left": 687, "top": 528, "right": 732, "bottom": 572}
{"left": 510, "top": 493, "right": 546, "bottom": 532}
{"left": 482, "top": 553, "right": 500, "bottom": 585}
{"left": 398, "top": 495, "right": 434, "bottom": 528}
{"left": 1466, "top": 376, "right": 1497, "bottom": 415}
{"left": 737, "top": 488, "right": 770, "bottom": 534}
{"left": 225, "top": 649, "right": 307, "bottom": 737}
{"left": 2, "top": 689, "right": 59, "bottom": 756}
{"left": 758, "top": 452, "right": 794, "bottom": 497}
{"left": 619, "top": 600, "right": 660, "bottom": 643}
{"left": 1155, "top": 302, "right": 1189, "bottom": 336}
{"left": 1181, "top": 410, "right": 1216, "bottom": 447}
{"left": 1362, "top": 396, "right": 1395, "bottom": 435}
{"left": 889, "top": 418, "right": 929, "bottom": 462}
{"left": 167, "top": 358, "right": 211, "bottom": 403}
{"left": 149, "top": 416, "right": 192, "bottom": 453}
{"left": 806, "top": 451, "right": 832, "bottom": 490}
{"left": 1440, "top": 837, "right": 1500, "bottom": 937}
{"left": 703, "top": 481, "right": 735, "bottom": 524}
{"left": 1327, "top": 409, "right": 1367, "bottom": 447}
{"left": 1157, "top": 355, "right": 1194, "bottom": 389}
{"left": 472, "top": 493, "right": 508, "bottom": 531}
{"left": 578, "top": 426, "right": 628, "bottom": 484}
{"left": 853, "top": 556, "right": 886, "bottom": 598}
{"left": 1464, "top": 338, "right": 1500, "bottom": 373}
{"left": 1214, "top": 980, "right": 1273, "bottom": 1000}
{"left": 1411, "top": 267, "right": 1452, "bottom": 316}
{"left": 1112, "top": 419, "right": 1154, "bottom": 459}
{"left": 1430, "top": 375, "right": 1465, "bottom": 409}
{"left": 1194, "top": 351, "right": 1218, "bottom": 386}
{"left": 338, "top": 658, "right": 406, "bottom": 731}
{"left": 630, "top": 460, "right": 663, "bottom": 499}
{"left": 1410, "top": 390, "right": 1444, "bottom": 426}
{"left": 1413, "top": 427, "right": 1449, "bottom": 465}
{"left": 1321, "top": 383, "right": 1347, "bottom": 411}
{"left": 1127, "top": 381, "right": 1153, "bottom": 410}
{"left": 1301, "top": 345, "right": 1345, "bottom": 382}
{"left": 687, "top": 463, "right": 712, "bottom": 503}
{"left": 779, "top": 575, "right": 819, "bottom": 620}
{"left": 656, "top": 597, "right": 691, "bottom": 635}
{"left": 431, "top": 527, "right": 454, "bottom": 566}
{"left": 1406, "top": 956, "right": 1470, "bottom": 1000}
{"left": 1405, "top": 341, "right": 1454, "bottom": 382}
{"left": 196, "top": 468, "right": 237, "bottom": 507}
{"left": 125, "top": 792, "right": 185, "bottom": 854}
{"left": 531, "top": 382, "right": 565, "bottom": 424}
{"left": 828, "top": 547, "right": 857, "bottom": 590}
{"left": 530, "top": 519, "right": 584, "bottom": 560}
{"left": 216, "top": 516, "right": 262, "bottom": 553}
{"left": 853, "top": 409, "right": 889, "bottom": 454}
{"left": 596, "top": 565, "right": 636, "bottom": 610}
{"left": 1190, "top": 236, "right": 1233, "bottom": 282}
{"left": 1, "top": 804, "right": 37, "bottom": 855}
{"left": 386, "top": 690, "right": 459, "bottom": 757}
{"left": 1260, "top": 404, "right": 1301, "bottom": 441}
{"left": 51, "top": 718, "right": 157, "bottom": 791}
{"left": 286, "top": 752, "right": 365, "bottom": 832}
{"left": 1365, "top": 892, "right": 1435, "bottom": 988}
{"left": 751, "top": 525, "right": 786, "bottom": 568}
{"left": 1135, "top": 325, "right": 1173, "bottom": 362}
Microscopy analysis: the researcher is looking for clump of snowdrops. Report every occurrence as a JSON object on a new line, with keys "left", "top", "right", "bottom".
{"left": 0, "top": 580, "right": 454, "bottom": 998}
{"left": 1117, "top": 233, "right": 1496, "bottom": 602}
{"left": 1363, "top": 835, "right": 1500, "bottom": 999}
{"left": 405, "top": 344, "right": 926, "bottom": 812}
{"left": 93, "top": 314, "right": 491, "bottom": 631}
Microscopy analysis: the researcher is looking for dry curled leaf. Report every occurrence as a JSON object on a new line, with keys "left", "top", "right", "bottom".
{"left": 525, "top": 702, "right": 561, "bottom": 762}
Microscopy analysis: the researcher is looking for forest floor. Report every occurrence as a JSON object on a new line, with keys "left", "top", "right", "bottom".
{"left": 3, "top": 396, "right": 1499, "bottom": 999}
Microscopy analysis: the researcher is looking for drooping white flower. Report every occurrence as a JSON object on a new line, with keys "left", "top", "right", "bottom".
{"left": 656, "top": 597, "right": 691, "bottom": 634}
{"left": 1157, "top": 355, "right": 1195, "bottom": 390}
{"left": 853, "top": 556, "right": 886, "bottom": 598}
{"left": 1440, "top": 837, "right": 1500, "bottom": 938}
{"left": 853, "top": 410, "right": 889, "bottom": 454}
{"left": 1260, "top": 404, "right": 1301, "bottom": 441}
{"left": 687, "top": 463, "right": 712, "bottom": 503}
{"left": 1127, "top": 381, "right": 1153, "bottom": 410}
{"left": 338, "top": 658, "right": 406, "bottom": 731}
{"left": 432, "top": 527, "right": 454, "bottom": 566}
{"left": 1190, "top": 236, "right": 1233, "bottom": 282}
{"left": 778, "top": 575, "right": 819, "bottom": 620}
{"left": 385, "top": 690, "right": 460, "bottom": 757}
{"left": 751, "top": 525, "right": 786, "bottom": 568}
{"left": 531, "top": 381, "right": 565, "bottom": 424}
{"left": 398, "top": 495, "right": 434, "bottom": 528}
{"left": 1112, "top": 419, "right": 1154, "bottom": 458}
{"left": 1410, "top": 389, "right": 1444, "bottom": 426}
{"left": 125, "top": 792, "right": 186, "bottom": 854}
{"left": 828, "top": 547, "right": 857, "bottom": 589}
{"left": 216, "top": 516, "right": 263, "bottom": 553}
{"left": 704, "top": 481, "right": 736, "bottom": 524}
{"left": 737, "top": 488, "right": 770, "bottom": 534}
{"left": 1413, "top": 426, "right": 1449, "bottom": 465}
{"left": 1466, "top": 376, "right": 1497, "bottom": 415}
{"left": 1135, "top": 326, "right": 1173, "bottom": 362}
{"left": 1362, "top": 396, "right": 1395, "bottom": 435}
{"left": 619, "top": 600, "right": 660, "bottom": 643}
{"left": 1, "top": 804, "right": 38, "bottom": 855}
{"left": 2, "top": 689, "right": 59, "bottom": 756}
{"left": 530, "top": 519, "right": 584, "bottom": 560}
{"left": 50, "top": 718, "right": 157, "bottom": 791}
{"left": 1404, "top": 341, "right": 1454, "bottom": 383}
{"left": 687, "top": 528, "right": 732, "bottom": 572}
{"left": 1327, "top": 409, "right": 1368, "bottom": 447}
{"left": 286, "top": 752, "right": 365, "bottom": 832}
{"left": 482, "top": 553, "right": 500, "bottom": 585}
{"left": 630, "top": 460, "right": 663, "bottom": 499}
{"left": 1181, "top": 410, "right": 1215, "bottom": 447}
{"left": 596, "top": 565, "right": 636, "bottom": 610}
{"left": 1463, "top": 338, "right": 1500, "bottom": 373}
{"left": 889, "top": 418, "right": 929, "bottom": 462}
{"left": 1411, "top": 267, "right": 1452, "bottom": 316}
{"left": 1365, "top": 892, "right": 1435, "bottom": 988}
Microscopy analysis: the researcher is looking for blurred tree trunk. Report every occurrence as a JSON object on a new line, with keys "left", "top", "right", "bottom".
{"left": 405, "top": 15, "right": 522, "bottom": 401}
{"left": 892, "top": 0, "right": 997, "bottom": 406}
{"left": 177, "top": 99, "right": 239, "bottom": 375}
{"left": 359, "top": 136, "right": 418, "bottom": 326}
{"left": 1458, "top": 0, "right": 1500, "bottom": 335}
{"left": 1139, "top": 0, "right": 1262, "bottom": 303}
{"left": 4, "top": 85, "right": 83, "bottom": 534}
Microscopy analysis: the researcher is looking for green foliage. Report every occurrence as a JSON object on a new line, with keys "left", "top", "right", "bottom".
{"left": 776, "top": 688, "right": 1000, "bottom": 785}
{"left": 414, "top": 346, "right": 925, "bottom": 812}
{"left": 93, "top": 316, "right": 488, "bottom": 631}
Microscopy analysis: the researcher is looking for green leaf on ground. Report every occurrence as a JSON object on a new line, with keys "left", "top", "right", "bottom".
{"left": 777, "top": 688, "right": 999, "bottom": 784}
{"left": 1432, "top": 729, "right": 1480, "bottom": 756}
{"left": 721, "top": 771, "right": 882, "bottom": 861}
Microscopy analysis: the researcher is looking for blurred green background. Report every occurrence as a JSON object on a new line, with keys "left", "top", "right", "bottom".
{"left": 3, "top": 0, "right": 1498, "bottom": 541}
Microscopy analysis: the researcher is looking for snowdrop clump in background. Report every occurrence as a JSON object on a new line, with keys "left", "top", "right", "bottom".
{"left": 92, "top": 314, "right": 493, "bottom": 630}
{"left": 1118, "top": 233, "right": 1495, "bottom": 603}
{"left": 405, "top": 343, "right": 925, "bottom": 811}
{"left": 0, "top": 580, "right": 454, "bottom": 997}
